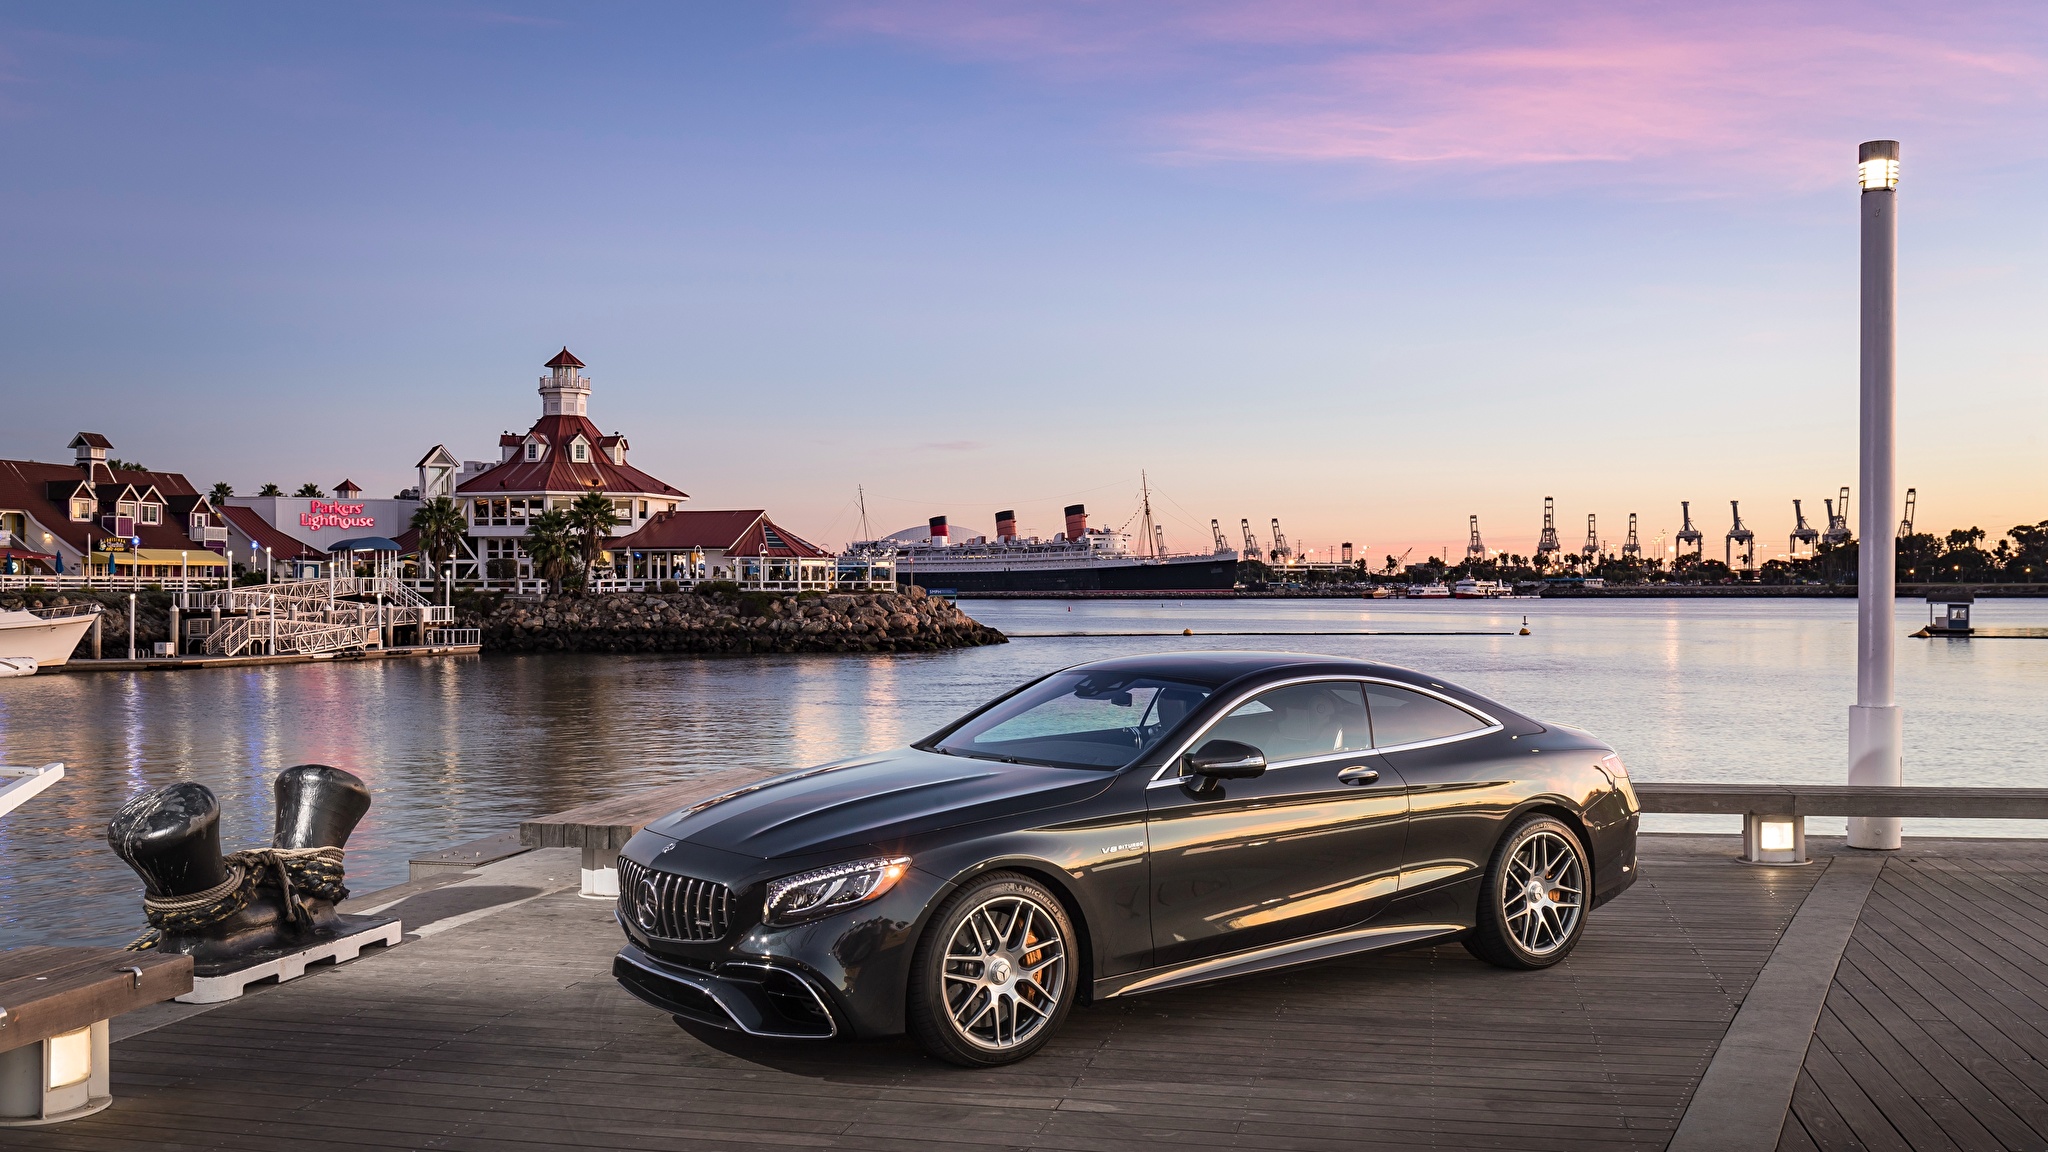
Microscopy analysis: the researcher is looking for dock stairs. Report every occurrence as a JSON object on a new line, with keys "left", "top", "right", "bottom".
{"left": 190, "top": 577, "right": 454, "bottom": 657}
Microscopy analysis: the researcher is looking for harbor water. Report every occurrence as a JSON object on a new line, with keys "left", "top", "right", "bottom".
{"left": 3, "top": 596, "right": 2044, "bottom": 947}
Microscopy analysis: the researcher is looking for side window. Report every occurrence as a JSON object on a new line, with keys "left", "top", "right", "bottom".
{"left": 1363, "top": 684, "right": 1488, "bottom": 748}
{"left": 1202, "top": 681, "right": 1371, "bottom": 763}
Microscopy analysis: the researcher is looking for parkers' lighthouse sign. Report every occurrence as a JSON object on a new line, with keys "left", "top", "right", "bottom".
{"left": 300, "top": 500, "right": 375, "bottom": 532}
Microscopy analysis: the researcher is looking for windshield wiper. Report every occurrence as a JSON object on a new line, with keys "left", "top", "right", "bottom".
{"left": 952, "top": 750, "right": 1026, "bottom": 765}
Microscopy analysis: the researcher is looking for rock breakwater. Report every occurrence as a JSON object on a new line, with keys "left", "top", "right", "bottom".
{"left": 465, "top": 587, "right": 1006, "bottom": 654}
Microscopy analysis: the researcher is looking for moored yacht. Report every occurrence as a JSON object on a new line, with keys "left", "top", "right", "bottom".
{"left": 0, "top": 604, "right": 101, "bottom": 669}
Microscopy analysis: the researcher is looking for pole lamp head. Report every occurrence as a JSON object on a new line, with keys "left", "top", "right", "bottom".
{"left": 1859, "top": 139, "right": 1899, "bottom": 192}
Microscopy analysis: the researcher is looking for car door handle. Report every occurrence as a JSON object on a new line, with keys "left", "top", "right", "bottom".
{"left": 1337, "top": 766, "right": 1380, "bottom": 785}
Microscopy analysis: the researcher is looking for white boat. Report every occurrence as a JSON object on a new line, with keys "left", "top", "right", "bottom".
{"left": 1406, "top": 582, "right": 1451, "bottom": 599}
{"left": 1452, "top": 578, "right": 1507, "bottom": 599}
{"left": 0, "top": 604, "right": 101, "bottom": 668}
{"left": 0, "top": 657, "right": 36, "bottom": 677}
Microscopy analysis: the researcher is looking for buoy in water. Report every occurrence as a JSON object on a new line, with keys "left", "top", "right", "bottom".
{"left": 1519, "top": 615, "right": 1531, "bottom": 636}
{"left": 1183, "top": 628, "right": 1193, "bottom": 636}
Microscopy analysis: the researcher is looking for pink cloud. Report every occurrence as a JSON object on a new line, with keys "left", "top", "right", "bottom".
{"left": 817, "top": 1, "right": 2048, "bottom": 193}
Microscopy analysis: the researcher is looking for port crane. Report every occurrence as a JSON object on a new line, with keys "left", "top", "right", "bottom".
{"left": 1240, "top": 519, "right": 1261, "bottom": 563}
{"left": 1897, "top": 488, "right": 1917, "bottom": 538}
{"left": 1535, "top": 497, "right": 1561, "bottom": 566}
{"left": 1466, "top": 516, "right": 1487, "bottom": 563}
{"left": 1676, "top": 501, "right": 1704, "bottom": 560}
{"left": 1726, "top": 501, "right": 1756, "bottom": 570}
{"left": 1790, "top": 499, "right": 1820, "bottom": 558}
{"left": 1270, "top": 519, "right": 1292, "bottom": 565}
{"left": 1210, "top": 519, "right": 1230, "bottom": 554}
{"left": 1823, "top": 487, "right": 1851, "bottom": 547}
{"left": 1622, "top": 514, "right": 1641, "bottom": 560}
{"left": 1582, "top": 514, "right": 1600, "bottom": 563}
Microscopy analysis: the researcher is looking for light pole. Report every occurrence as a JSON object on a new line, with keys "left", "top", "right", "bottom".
{"left": 1849, "top": 139, "right": 1902, "bottom": 850}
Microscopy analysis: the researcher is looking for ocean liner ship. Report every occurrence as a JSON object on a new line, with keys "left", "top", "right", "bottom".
{"left": 846, "top": 503, "right": 1239, "bottom": 594}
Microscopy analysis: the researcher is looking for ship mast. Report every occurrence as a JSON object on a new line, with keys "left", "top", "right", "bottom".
{"left": 1139, "top": 472, "right": 1158, "bottom": 559}
{"left": 856, "top": 485, "right": 871, "bottom": 542}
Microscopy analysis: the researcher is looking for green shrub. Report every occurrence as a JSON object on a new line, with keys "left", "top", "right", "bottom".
{"left": 696, "top": 580, "right": 740, "bottom": 596}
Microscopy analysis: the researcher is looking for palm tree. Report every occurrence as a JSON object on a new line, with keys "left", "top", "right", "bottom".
{"left": 409, "top": 496, "right": 467, "bottom": 604}
{"left": 568, "top": 488, "right": 621, "bottom": 579}
{"left": 524, "top": 509, "right": 576, "bottom": 595}
{"left": 208, "top": 482, "right": 233, "bottom": 507}
{"left": 258, "top": 483, "right": 283, "bottom": 496}
{"left": 295, "top": 483, "right": 325, "bottom": 498}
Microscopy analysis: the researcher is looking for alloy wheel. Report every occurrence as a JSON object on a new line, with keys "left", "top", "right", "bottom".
{"left": 939, "top": 893, "right": 1067, "bottom": 1051}
{"left": 1502, "top": 829, "right": 1584, "bottom": 957}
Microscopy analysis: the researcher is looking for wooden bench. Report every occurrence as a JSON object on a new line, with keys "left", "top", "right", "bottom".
{"left": 520, "top": 767, "right": 772, "bottom": 897}
{"left": 1634, "top": 783, "right": 2048, "bottom": 864}
{"left": 0, "top": 948, "right": 192, "bottom": 1126}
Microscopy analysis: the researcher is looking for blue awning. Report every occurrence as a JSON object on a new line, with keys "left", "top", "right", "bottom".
{"left": 325, "top": 536, "right": 404, "bottom": 554}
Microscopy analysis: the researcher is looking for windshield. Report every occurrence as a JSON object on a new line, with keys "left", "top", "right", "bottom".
{"left": 930, "top": 670, "right": 1215, "bottom": 769}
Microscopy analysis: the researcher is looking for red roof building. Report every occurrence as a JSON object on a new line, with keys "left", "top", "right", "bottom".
{"left": 0, "top": 434, "right": 230, "bottom": 577}
{"left": 417, "top": 349, "right": 690, "bottom": 587}
{"left": 613, "top": 510, "right": 836, "bottom": 588}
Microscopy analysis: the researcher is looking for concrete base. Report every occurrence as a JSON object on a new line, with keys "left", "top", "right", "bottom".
{"left": 177, "top": 920, "right": 403, "bottom": 1004}
{"left": 580, "top": 843, "right": 619, "bottom": 900}
{"left": 1848, "top": 704, "right": 1904, "bottom": 849}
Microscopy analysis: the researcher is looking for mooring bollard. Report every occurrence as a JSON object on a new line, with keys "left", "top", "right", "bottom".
{"left": 107, "top": 765, "right": 403, "bottom": 1002}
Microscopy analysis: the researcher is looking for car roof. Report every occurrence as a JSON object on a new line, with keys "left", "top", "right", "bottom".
{"left": 1064, "top": 650, "right": 1435, "bottom": 691}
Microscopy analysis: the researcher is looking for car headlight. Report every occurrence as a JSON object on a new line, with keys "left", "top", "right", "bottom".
{"left": 764, "top": 856, "right": 912, "bottom": 926}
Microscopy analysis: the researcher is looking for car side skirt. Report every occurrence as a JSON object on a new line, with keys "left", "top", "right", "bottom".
{"left": 1094, "top": 921, "right": 1465, "bottom": 1000}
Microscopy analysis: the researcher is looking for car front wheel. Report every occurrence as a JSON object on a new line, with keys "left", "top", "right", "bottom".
{"left": 1464, "top": 814, "right": 1589, "bottom": 969}
{"left": 906, "top": 872, "right": 1075, "bottom": 1067}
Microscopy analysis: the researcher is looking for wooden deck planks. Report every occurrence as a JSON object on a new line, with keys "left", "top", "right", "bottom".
{"left": 2, "top": 835, "right": 1810, "bottom": 1152}
{"left": 1783, "top": 848, "right": 2048, "bottom": 1152}
{"left": 27, "top": 835, "right": 2048, "bottom": 1152}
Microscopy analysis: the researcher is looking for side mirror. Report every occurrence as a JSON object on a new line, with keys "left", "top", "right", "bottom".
{"left": 1184, "top": 740, "right": 1266, "bottom": 791}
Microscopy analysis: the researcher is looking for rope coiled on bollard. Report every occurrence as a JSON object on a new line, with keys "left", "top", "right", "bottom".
{"left": 127, "top": 846, "right": 348, "bottom": 951}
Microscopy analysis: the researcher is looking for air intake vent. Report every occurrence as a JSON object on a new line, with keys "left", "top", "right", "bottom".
{"left": 618, "top": 858, "right": 736, "bottom": 942}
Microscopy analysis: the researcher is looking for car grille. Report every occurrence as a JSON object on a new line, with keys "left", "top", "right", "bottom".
{"left": 618, "top": 858, "right": 737, "bottom": 942}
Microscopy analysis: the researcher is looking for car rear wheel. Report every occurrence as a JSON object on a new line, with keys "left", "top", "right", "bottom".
{"left": 907, "top": 872, "right": 1075, "bottom": 1067}
{"left": 1465, "top": 814, "right": 1589, "bottom": 970}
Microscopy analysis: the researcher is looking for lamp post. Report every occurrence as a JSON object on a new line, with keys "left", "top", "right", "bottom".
{"left": 1849, "top": 139, "right": 1903, "bottom": 851}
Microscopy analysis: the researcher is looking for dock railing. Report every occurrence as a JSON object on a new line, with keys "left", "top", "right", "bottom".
{"left": 1635, "top": 782, "right": 2048, "bottom": 864}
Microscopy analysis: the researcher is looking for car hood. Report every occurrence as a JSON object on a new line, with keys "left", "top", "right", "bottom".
{"left": 643, "top": 747, "right": 1116, "bottom": 860}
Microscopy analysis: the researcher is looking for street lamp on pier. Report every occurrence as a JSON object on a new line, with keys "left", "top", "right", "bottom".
{"left": 1849, "top": 139, "right": 1903, "bottom": 851}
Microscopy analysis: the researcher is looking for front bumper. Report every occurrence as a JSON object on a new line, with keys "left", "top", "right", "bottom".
{"left": 614, "top": 942, "right": 840, "bottom": 1039}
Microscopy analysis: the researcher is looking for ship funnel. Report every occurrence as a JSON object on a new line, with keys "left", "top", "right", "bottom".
{"left": 928, "top": 515, "right": 949, "bottom": 545}
{"left": 1064, "top": 504, "right": 1087, "bottom": 541}
{"left": 995, "top": 511, "right": 1017, "bottom": 542}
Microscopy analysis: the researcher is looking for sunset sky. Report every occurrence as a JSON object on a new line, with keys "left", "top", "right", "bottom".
{"left": 3, "top": 2, "right": 2044, "bottom": 559}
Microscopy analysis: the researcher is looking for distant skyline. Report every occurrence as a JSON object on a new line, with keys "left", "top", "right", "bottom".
{"left": 2, "top": 2, "right": 2043, "bottom": 558}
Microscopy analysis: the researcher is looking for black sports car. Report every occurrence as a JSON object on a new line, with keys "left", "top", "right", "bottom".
{"left": 613, "top": 652, "right": 1640, "bottom": 1065}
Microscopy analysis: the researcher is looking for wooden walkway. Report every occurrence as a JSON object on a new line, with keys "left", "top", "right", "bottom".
{"left": 8, "top": 835, "right": 2047, "bottom": 1150}
{"left": 1783, "top": 842, "right": 2048, "bottom": 1152}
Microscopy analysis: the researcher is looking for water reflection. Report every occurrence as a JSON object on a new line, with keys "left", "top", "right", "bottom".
{"left": 2, "top": 596, "right": 2044, "bottom": 946}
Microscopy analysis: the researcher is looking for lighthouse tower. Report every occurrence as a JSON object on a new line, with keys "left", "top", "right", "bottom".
{"left": 539, "top": 347, "right": 591, "bottom": 417}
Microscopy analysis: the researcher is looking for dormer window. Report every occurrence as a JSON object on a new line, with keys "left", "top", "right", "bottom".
{"left": 139, "top": 502, "right": 162, "bottom": 525}
{"left": 571, "top": 440, "right": 588, "bottom": 462}
{"left": 525, "top": 442, "right": 540, "bottom": 461}
{"left": 70, "top": 496, "right": 93, "bottom": 521}
{"left": 117, "top": 500, "right": 137, "bottom": 519}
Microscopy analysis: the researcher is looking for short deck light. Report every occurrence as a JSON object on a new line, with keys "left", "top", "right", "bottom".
{"left": 0, "top": 1020, "right": 110, "bottom": 1124}
{"left": 1742, "top": 812, "right": 1808, "bottom": 865}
